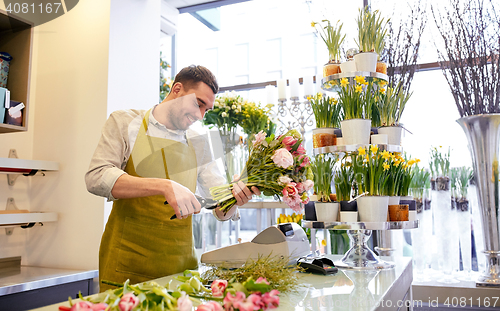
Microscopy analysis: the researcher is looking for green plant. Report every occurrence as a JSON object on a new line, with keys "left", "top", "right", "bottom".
{"left": 312, "top": 19, "right": 346, "bottom": 62}
{"left": 352, "top": 145, "right": 389, "bottom": 196}
{"left": 308, "top": 93, "right": 343, "bottom": 128}
{"left": 356, "top": 7, "right": 389, "bottom": 56}
{"left": 203, "top": 91, "right": 244, "bottom": 136}
{"left": 410, "top": 164, "right": 430, "bottom": 199}
{"left": 376, "top": 82, "right": 412, "bottom": 126}
{"left": 311, "top": 154, "right": 337, "bottom": 202}
{"left": 429, "top": 146, "right": 451, "bottom": 178}
{"left": 337, "top": 76, "right": 375, "bottom": 120}
{"left": 239, "top": 101, "right": 274, "bottom": 136}
{"left": 159, "top": 51, "right": 171, "bottom": 102}
{"left": 457, "top": 166, "right": 473, "bottom": 199}
{"left": 334, "top": 156, "right": 353, "bottom": 201}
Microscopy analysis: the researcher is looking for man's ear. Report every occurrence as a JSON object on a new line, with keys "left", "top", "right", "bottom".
{"left": 171, "top": 82, "right": 183, "bottom": 95}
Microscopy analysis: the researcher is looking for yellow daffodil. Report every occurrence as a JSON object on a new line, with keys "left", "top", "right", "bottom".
{"left": 380, "top": 150, "right": 391, "bottom": 160}
{"left": 378, "top": 80, "right": 388, "bottom": 86}
{"left": 355, "top": 85, "right": 363, "bottom": 93}
{"left": 370, "top": 145, "right": 378, "bottom": 154}
{"left": 379, "top": 88, "right": 386, "bottom": 94}
{"left": 307, "top": 96, "right": 312, "bottom": 101}
{"left": 321, "top": 239, "right": 327, "bottom": 247}
{"left": 340, "top": 78, "right": 349, "bottom": 87}
{"left": 354, "top": 75, "right": 366, "bottom": 84}
{"left": 318, "top": 92, "right": 323, "bottom": 98}
{"left": 358, "top": 147, "right": 366, "bottom": 155}
{"left": 383, "top": 162, "right": 390, "bottom": 171}
{"left": 416, "top": 159, "right": 421, "bottom": 163}
{"left": 408, "top": 159, "right": 416, "bottom": 166}
{"left": 311, "top": 22, "right": 316, "bottom": 27}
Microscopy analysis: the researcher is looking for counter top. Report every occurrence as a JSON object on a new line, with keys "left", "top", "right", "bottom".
{"left": 34, "top": 255, "right": 413, "bottom": 311}
{"left": 0, "top": 266, "right": 98, "bottom": 296}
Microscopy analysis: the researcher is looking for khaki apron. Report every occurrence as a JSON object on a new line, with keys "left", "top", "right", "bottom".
{"left": 99, "top": 109, "right": 198, "bottom": 292}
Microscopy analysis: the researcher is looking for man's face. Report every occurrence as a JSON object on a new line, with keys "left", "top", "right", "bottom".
{"left": 169, "top": 82, "right": 215, "bottom": 130}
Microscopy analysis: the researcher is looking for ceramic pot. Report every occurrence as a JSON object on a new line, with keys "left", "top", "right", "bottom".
{"left": 312, "top": 128, "right": 336, "bottom": 148}
{"left": 353, "top": 52, "right": 378, "bottom": 72}
{"left": 315, "top": 202, "right": 339, "bottom": 222}
{"left": 378, "top": 126, "right": 403, "bottom": 145}
{"left": 323, "top": 61, "right": 340, "bottom": 77}
{"left": 340, "top": 119, "right": 371, "bottom": 145}
{"left": 340, "top": 60, "right": 357, "bottom": 73}
{"left": 357, "top": 196, "right": 389, "bottom": 222}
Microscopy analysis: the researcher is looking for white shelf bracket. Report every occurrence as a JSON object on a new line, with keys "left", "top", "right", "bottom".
{"left": 7, "top": 149, "right": 20, "bottom": 186}
{"left": 5, "top": 197, "right": 18, "bottom": 236}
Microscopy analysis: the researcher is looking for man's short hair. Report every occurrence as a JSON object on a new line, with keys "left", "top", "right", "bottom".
{"left": 172, "top": 65, "right": 219, "bottom": 94}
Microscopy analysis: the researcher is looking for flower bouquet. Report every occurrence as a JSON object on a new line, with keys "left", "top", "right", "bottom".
{"left": 210, "top": 130, "right": 314, "bottom": 214}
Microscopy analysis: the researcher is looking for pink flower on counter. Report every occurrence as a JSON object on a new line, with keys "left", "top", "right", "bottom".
{"left": 282, "top": 136, "right": 298, "bottom": 147}
{"left": 302, "top": 180, "right": 314, "bottom": 192}
{"left": 177, "top": 292, "right": 193, "bottom": 311}
{"left": 255, "top": 277, "right": 270, "bottom": 285}
{"left": 235, "top": 293, "right": 262, "bottom": 311}
{"left": 262, "top": 290, "right": 280, "bottom": 309}
{"left": 196, "top": 301, "right": 223, "bottom": 311}
{"left": 271, "top": 148, "right": 294, "bottom": 169}
{"left": 70, "top": 301, "right": 94, "bottom": 311}
{"left": 211, "top": 279, "right": 228, "bottom": 297}
{"left": 223, "top": 291, "right": 246, "bottom": 310}
{"left": 118, "top": 293, "right": 139, "bottom": 311}
{"left": 252, "top": 131, "right": 266, "bottom": 147}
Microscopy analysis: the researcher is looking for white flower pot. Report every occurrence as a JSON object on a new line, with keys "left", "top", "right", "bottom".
{"left": 370, "top": 134, "right": 388, "bottom": 145}
{"left": 340, "top": 60, "right": 357, "bottom": 73}
{"left": 340, "top": 119, "right": 371, "bottom": 145}
{"left": 378, "top": 126, "right": 403, "bottom": 145}
{"left": 388, "top": 196, "right": 400, "bottom": 205}
{"left": 315, "top": 202, "right": 339, "bottom": 222}
{"left": 357, "top": 196, "right": 389, "bottom": 222}
{"left": 353, "top": 52, "right": 378, "bottom": 72}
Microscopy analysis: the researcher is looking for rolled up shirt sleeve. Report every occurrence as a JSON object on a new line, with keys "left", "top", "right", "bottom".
{"left": 85, "top": 111, "right": 132, "bottom": 201}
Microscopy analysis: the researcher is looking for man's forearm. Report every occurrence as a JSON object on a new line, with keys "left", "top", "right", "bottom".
{"left": 111, "top": 174, "right": 167, "bottom": 199}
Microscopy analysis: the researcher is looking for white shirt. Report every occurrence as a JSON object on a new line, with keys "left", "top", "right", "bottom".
{"left": 85, "top": 105, "right": 226, "bottom": 201}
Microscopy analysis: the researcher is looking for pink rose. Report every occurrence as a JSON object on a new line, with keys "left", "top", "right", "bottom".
{"left": 211, "top": 279, "right": 228, "bottom": 297}
{"left": 296, "top": 145, "right": 306, "bottom": 155}
{"left": 70, "top": 302, "right": 94, "bottom": 311}
{"left": 296, "top": 183, "right": 305, "bottom": 193}
{"left": 235, "top": 293, "right": 262, "bottom": 311}
{"left": 303, "top": 180, "right": 314, "bottom": 191}
{"left": 224, "top": 291, "right": 246, "bottom": 310}
{"left": 177, "top": 292, "right": 193, "bottom": 311}
{"left": 255, "top": 277, "right": 270, "bottom": 285}
{"left": 299, "top": 155, "right": 311, "bottom": 167}
{"left": 252, "top": 131, "right": 266, "bottom": 147}
{"left": 271, "top": 148, "right": 294, "bottom": 169}
{"left": 282, "top": 136, "right": 298, "bottom": 147}
{"left": 262, "top": 290, "right": 280, "bottom": 309}
{"left": 91, "top": 304, "right": 109, "bottom": 311}
{"left": 118, "top": 293, "right": 139, "bottom": 311}
{"left": 197, "top": 301, "right": 223, "bottom": 311}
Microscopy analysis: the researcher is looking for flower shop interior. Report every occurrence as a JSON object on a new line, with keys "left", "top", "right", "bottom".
{"left": 0, "top": 0, "right": 499, "bottom": 310}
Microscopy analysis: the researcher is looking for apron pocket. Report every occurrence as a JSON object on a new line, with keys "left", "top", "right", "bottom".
{"left": 116, "top": 217, "right": 196, "bottom": 279}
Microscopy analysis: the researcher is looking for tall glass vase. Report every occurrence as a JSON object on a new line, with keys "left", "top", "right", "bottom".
{"left": 411, "top": 188, "right": 431, "bottom": 281}
{"left": 434, "top": 177, "right": 459, "bottom": 283}
{"left": 456, "top": 195, "right": 472, "bottom": 280}
{"left": 457, "top": 114, "right": 500, "bottom": 287}
{"left": 220, "top": 130, "right": 241, "bottom": 183}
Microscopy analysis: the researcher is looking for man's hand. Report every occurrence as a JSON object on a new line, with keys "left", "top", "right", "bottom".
{"left": 232, "top": 174, "right": 261, "bottom": 206}
{"left": 163, "top": 180, "right": 202, "bottom": 219}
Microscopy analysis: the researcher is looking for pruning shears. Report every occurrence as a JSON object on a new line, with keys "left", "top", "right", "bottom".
{"left": 167, "top": 194, "right": 219, "bottom": 220}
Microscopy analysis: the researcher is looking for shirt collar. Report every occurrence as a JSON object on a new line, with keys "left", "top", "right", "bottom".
{"left": 150, "top": 104, "right": 186, "bottom": 136}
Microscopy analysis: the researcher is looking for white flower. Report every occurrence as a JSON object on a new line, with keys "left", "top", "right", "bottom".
{"left": 221, "top": 112, "right": 227, "bottom": 118}
{"left": 278, "top": 175, "right": 293, "bottom": 186}
{"left": 232, "top": 105, "right": 237, "bottom": 110}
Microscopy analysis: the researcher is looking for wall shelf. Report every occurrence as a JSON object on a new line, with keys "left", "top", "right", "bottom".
{"left": 0, "top": 157, "right": 59, "bottom": 174}
{"left": 0, "top": 212, "right": 58, "bottom": 227}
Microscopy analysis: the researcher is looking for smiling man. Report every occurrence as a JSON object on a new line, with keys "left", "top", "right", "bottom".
{"left": 85, "top": 65, "right": 259, "bottom": 291}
